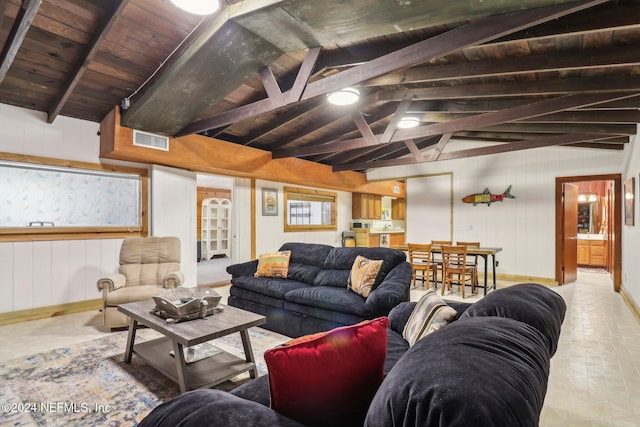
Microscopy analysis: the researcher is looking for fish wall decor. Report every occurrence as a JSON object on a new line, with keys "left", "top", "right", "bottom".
{"left": 462, "top": 185, "right": 515, "bottom": 206}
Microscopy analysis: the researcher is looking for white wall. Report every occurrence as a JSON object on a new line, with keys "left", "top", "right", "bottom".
{"left": 621, "top": 129, "right": 640, "bottom": 306}
{"left": 254, "top": 180, "right": 351, "bottom": 255}
{"left": 0, "top": 105, "right": 199, "bottom": 313}
{"left": 151, "top": 165, "right": 197, "bottom": 287}
{"left": 368, "top": 140, "right": 627, "bottom": 281}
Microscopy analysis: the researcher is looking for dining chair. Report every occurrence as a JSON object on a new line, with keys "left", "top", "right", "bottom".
{"left": 430, "top": 240, "right": 452, "bottom": 285}
{"left": 456, "top": 241, "right": 480, "bottom": 290}
{"left": 407, "top": 243, "right": 437, "bottom": 289}
{"left": 441, "top": 244, "right": 474, "bottom": 298}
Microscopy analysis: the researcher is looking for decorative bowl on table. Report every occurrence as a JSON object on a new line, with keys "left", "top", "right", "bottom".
{"left": 151, "top": 287, "right": 223, "bottom": 323}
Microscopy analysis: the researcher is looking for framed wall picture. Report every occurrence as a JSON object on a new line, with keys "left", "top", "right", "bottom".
{"left": 625, "top": 177, "right": 634, "bottom": 226}
{"left": 262, "top": 188, "right": 278, "bottom": 216}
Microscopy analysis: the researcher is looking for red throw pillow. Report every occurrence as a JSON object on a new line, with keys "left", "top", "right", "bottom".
{"left": 264, "top": 317, "right": 389, "bottom": 426}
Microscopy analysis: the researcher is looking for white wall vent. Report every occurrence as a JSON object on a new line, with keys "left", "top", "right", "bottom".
{"left": 133, "top": 130, "right": 169, "bottom": 151}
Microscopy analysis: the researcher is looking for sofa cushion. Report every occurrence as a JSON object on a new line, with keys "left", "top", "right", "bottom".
{"left": 284, "top": 286, "right": 368, "bottom": 317}
{"left": 230, "top": 276, "right": 310, "bottom": 300}
{"left": 365, "top": 316, "right": 550, "bottom": 427}
{"left": 460, "top": 283, "right": 566, "bottom": 356}
{"left": 279, "top": 242, "right": 333, "bottom": 267}
{"left": 229, "top": 287, "right": 287, "bottom": 309}
{"left": 348, "top": 255, "right": 383, "bottom": 298}
{"left": 265, "top": 317, "right": 389, "bottom": 427}
{"left": 403, "top": 290, "right": 457, "bottom": 346}
{"left": 139, "top": 389, "right": 305, "bottom": 427}
{"left": 104, "top": 285, "right": 167, "bottom": 306}
{"left": 286, "top": 263, "right": 322, "bottom": 285}
{"left": 284, "top": 301, "right": 365, "bottom": 326}
{"left": 255, "top": 251, "right": 291, "bottom": 278}
{"left": 318, "top": 247, "right": 406, "bottom": 289}
{"left": 313, "top": 269, "right": 351, "bottom": 288}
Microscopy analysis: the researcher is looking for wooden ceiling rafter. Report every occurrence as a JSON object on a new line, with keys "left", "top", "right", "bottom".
{"left": 46, "top": 0, "right": 130, "bottom": 124}
{"left": 274, "top": 91, "right": 640, "bottom": 158}
{"left": 333, "top": 133, "right": 623, "bottom": 171}
{"left": 176, "top": 0, "right": 607, "bottom": 138}
{"left": 0, "top": 0, "right": 41, "bottom": 84}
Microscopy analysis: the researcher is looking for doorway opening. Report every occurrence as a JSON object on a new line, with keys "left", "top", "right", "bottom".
{"left": 555, "top": 174, "right": 621, "bottom": 290}
{"left": 197, "top": 174, "right": 234, "bottom": 286}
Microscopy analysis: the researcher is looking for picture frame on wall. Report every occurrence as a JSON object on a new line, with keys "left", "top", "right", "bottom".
{"left": 625, "top": 177, "right": 634, "bottom": 226}
{"left": 262, "top": 188, "right": 278, "bottom": 216}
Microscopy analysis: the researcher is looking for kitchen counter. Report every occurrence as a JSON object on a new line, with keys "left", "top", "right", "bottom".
{"left": 369, "top": 229, "right": 405, "bottom": 234}
{"left": 577, "top": 234, "right": 607, "bottom": 240}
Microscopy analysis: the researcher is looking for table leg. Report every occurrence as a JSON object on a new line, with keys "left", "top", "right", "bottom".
{"left": 240, "top": 329, "right": 259, "bottom": 379}
{"left": 124, "top": 318, "right": 138, "bottom": 364}
{"left": 492, "top": 254, "right": 497, "bottom": 287}
{"left": 171, "top": 340, "right": 189, "bottom": 393}
{"left": 483, "top": 254, "right": 489, "bottom": 296}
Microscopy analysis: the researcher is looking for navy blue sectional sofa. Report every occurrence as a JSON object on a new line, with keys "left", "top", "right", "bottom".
{"left": 225, "top": 242, "right": 413, "bottom": 338}
{"left": 140, "top": 283, "right": 566, "bottom": 427}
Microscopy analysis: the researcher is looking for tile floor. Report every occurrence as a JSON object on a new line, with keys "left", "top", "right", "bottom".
{"left": 1, "top": 270, "right": 638, "bottom": 426}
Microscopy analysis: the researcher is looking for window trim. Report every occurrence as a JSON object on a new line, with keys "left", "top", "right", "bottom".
{"left": 0, "top": 153, "right": 148, "bottom": 241}
{"left": 283, "top": 186, "right": 337, "bottom": 232}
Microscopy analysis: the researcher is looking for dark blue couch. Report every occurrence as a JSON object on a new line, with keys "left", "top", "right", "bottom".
{"left": 226, "top": 242, "right": 412, "bottom": 338}
{"left": 140, "top": 283, "right": 566, "bottom": 427}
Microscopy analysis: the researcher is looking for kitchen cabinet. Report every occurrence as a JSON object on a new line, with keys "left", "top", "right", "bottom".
{"left": 392, "top": 198, "right": 406, "bottom": 220}
{"left": 577, "top": 239, "right": 608, "bottom": 267}
{"left": 390, "top": 233, "right": 405, "bottom": 246}
{"left": 352, "top": 193, "right": 382, "bottom": 219}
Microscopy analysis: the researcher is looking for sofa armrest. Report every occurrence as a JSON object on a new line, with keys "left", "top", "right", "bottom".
{"left": 387, "top": 301, "right": 416, "bottom": 335}
{"left": 96, "top": 273, "right": 126, "bottom": 293}
{"left": 365, "top": 262, "right": 412, "bottom": 317}
{"left": 139, "top": 389, "right": 305, "bottom": 427}
{"left": 163, "top": 270, "right": 185, "bottom": 288}
{"left": 226, "top": 260, "right": 259, "bottom": 278}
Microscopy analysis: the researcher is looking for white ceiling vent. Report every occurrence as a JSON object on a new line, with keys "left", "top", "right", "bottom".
{"left": 133, "top": 130, "right": 169, "bottom": 151}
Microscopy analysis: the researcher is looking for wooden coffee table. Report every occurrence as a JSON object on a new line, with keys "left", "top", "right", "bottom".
{"left": 118, "top": 299, "right": 266, "bottom": 393}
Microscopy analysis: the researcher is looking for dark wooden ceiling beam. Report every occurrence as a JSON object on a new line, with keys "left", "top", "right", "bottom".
{"left": 274, "top": 91, "right": 639, "bottom": 158}
{"left": 364, "top": 46, "right": 640, "bottom": 87}
{"left": 0, "top": 0, "right": 42, "bottom": 85}
{"left": 351, "top": 112, "right": 378, "bottom": 146}
{"left": 379, "top": 100, "right": 411, "bottom": 144}
{"left": 176, "top": 0, "right": 606, "bottom": 137}
{"left": 332, "top": 133, "right": 621, "bottom": 171}
{"left": 300, "top": 0, "right": 607, "bottom": 100}
{"left": 241, "top": 98, "right": 324, "bottom": 146}
{"left": 418, "top": 110, "right": 640, "bottom": 124}
{"left": 404, "top": 139, "right": 426, "bottom": 163}
{"left": 410, "top": 97, "right": 640, "bottom": 113}
{"left": 259, "top": 67, "right": 287, "bottom": 108}
{"left": 378, "top": 76, "right": 640, "bottom": 102}
{"left": 47, "top": 0, "right": 130, "bottom": 124}
{"left": 284, "top": 47, "right": 321, "bottom": 103}
{"left": 425, "top": 133, "right": 453, "bottom": 162}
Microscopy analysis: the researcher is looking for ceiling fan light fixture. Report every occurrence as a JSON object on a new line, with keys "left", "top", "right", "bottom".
{"left": 170, "top": 0, "right": 219, "bottom": 15}
{"left": 327, "top": 87, "right": 360, "bottom": 106}
{"left": 397, "top": 116, "right": 420, "bottom": 129}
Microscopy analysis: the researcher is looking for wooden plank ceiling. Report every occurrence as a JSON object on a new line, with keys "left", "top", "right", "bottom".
{"left": 1, "top": 0, "right": 639, "bottom": 172}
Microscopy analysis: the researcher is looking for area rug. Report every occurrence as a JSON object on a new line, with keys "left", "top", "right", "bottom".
{"left": 0, "top": 327, "right": 288, "bottom": 426}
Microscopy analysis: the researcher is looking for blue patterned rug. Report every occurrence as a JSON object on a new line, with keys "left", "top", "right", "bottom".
{"left": 0, "top": 327, "right": 288, "bottom": 426}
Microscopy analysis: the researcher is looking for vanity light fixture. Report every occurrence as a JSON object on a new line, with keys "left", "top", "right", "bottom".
{"left": 397, "top": 116, "right": 420, "bottom": 129}
{"left": 588, "top": 194, "right": 598, "bottom": 202}
{"left": 327, "top": 87, "right": 360, "bottom": 106}
{"left": 578, "top": 194, "right": 587, "bottom": 202}
{"left": 170, "top": 0, "right": 219, "bottom": 15}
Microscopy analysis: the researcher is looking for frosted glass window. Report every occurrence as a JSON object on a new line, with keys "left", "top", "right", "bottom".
{"left": 0, "top": 161, "right": 141, "bottom": 227}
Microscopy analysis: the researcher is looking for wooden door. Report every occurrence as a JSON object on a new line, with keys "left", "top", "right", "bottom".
{"left": 563, "top": 183, "right": 579, "bottom": 284}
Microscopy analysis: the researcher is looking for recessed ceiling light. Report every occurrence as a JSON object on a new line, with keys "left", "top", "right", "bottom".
{"left": 327, "top": 87, "right": 360, "bottom": 106}
{"left": 170, "top": 0, "right": 219, "bottom": 15}
{"left": 397, "top": 117, "right": 420, "bottom": 129}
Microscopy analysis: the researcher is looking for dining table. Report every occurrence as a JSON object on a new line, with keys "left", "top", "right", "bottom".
{"left": 393, "top": 244, "right": 503, "bottom": 296}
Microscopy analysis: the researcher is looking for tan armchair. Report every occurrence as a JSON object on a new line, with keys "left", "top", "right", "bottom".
{"left": 97, "top": 236, "right": 184, "bottom": 329}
